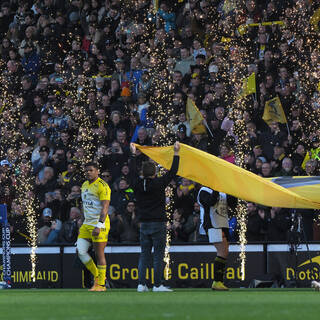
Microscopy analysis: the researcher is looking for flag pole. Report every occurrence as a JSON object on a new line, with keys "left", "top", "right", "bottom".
{"left": 286, "top": 122, "right": 290, "bottom": 136}
{"left": 204, "top": 121, "right": 214, "bottom": 138}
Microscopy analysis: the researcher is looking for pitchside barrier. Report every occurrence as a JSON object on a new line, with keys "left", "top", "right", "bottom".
{"left": 1, "top": 243, "right": 320, "bottom": 288}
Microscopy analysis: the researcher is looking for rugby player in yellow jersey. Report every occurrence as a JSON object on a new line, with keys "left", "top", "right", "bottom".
{"left": 77, "top": 162, "right": 111, "bottom": 292}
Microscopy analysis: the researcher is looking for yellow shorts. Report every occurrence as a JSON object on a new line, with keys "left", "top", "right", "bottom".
{"left": 78, "top": 222, "right": 110, "bottom": 243}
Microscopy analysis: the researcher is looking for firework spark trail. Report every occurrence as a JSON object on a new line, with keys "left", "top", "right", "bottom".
{"left": 15, "top": 167, "right": 39, "bottom": 282}
{"left": 233, "top": 114, "right": 250, "bottom": 280}
{"left": 151, "top": 93, "right": 176, "bottom": 278}
{"left": 0, "top": 71, "right": 40, "bottom": 280}
{"left": 236, "top": 201, "right": 247, "bottom": 281}
{"left": 164, "top": 186, "right": 173, "bottom": 280}
{"left": 25, "top": 200, "right": 38, "bottom": 282}
{"left": 226, "top": 29, "right": 251, "bottom": 279}
{"left": 156, "top": 130, "right": 175, "bottom": 280}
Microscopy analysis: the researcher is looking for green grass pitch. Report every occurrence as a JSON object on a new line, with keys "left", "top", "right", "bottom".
{"left": 0, "top": 289, "right": 320, "bottom": 320}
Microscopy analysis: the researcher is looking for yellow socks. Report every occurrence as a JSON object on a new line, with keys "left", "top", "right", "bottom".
{"left": 84, "top": 259, "right": 106, "bottom": 286}
{"left": 85, "top": 259, "right": 98, "bottom": 278}
{"left": 97, "top": 265, "right": 106, "bottom": 286}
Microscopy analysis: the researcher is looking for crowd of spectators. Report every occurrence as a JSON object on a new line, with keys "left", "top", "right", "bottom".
{"left": 0, "top": 0, "right": 319, "bottom": 245}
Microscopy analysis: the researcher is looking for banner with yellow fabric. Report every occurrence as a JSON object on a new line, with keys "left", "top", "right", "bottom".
{"left": 262, "top": 96, "right": 287, "bottom": 124}
{"left": 134, "top": 143, "right": 320, "bottom": 209}
{"left": 268, "top": 176, "right": 320, "bottom": 205}
{"left": 186, "top": 98, "right": 206, "bottom": 134}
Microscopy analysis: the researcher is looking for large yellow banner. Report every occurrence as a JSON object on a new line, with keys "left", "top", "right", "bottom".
{"left": 134, "top": 143, "right": 320, "bottom": 209}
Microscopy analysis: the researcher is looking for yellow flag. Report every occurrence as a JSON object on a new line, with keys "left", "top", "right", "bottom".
{"left": 153, "top": 0, "right": 159, "bottom": 12}
{"left": 186, "top": 98, "right": 206, "bottom": 134}
{"left": 222, "top": 0, "right": 236, "bottom": 14}
{"left": 134, "top": 143, "right": 320, "bottom": 209}
{"left": 221, "top": 36, "right": 231, "bottom": 43}
{"left": 221, "top": 36, "right": 232, "bottom": 50}
{"left": 237, "top": 24, "right": 248, "bottom": 36}
{"left": 262, "top": 96, "right": 287, "bottom": 124}
{"left": 310, "top": 8, "right": 320, "bottom": 32}
{"left": 0, "top": 100, "right": 7, "bottom": 114}
{"left": 240, "top": 72, "right": 256, "bottom": 97}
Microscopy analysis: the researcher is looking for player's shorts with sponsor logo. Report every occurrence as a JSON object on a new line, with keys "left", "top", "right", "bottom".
{"left": 78, "top": 220, "right": 110, "bottom": 243}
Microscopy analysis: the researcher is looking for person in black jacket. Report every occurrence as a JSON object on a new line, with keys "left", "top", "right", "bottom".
{"left": 246, "top": 203, "right": 268, "bottom": 242}
{"left": 266, "top": 207, "right": 290, "bottom": 241}
{"left": 130, "top": 141, "right": 180, "bottom": 292}
{"left": 197, "top": 186, "right": 237, "bottom": 291}
{"left": 58, "top": 207, "right": 81, "bottom": 244}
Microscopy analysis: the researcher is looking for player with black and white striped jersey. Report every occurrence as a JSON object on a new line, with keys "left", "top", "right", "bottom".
{"left": 197, "top": 186, "right": 237, "bottom": 290}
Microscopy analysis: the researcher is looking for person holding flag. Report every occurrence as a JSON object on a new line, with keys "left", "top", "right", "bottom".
{"left": 259, "top": 120, "right": 287, "bottom": 161}
{"left": 262, "top": 95, "right": 291, "bottom": 138}
{"left": 130, "top": 141, "right": 180, "bottom": 292}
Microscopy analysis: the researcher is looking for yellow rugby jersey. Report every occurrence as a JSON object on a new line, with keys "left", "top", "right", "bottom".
{"left": 81, "top": 178, "right": 111, "bottom": 226}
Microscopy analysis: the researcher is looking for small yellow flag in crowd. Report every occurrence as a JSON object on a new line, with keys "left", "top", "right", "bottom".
{"left": 222, "top": 0, "right": 237, "bottom": 15}
{"left": 153, "top": 0, "right": 159, "bottom": 12}
{"left": 186, "top": 98, "right": 206, "bottom": 134}
{"left": 239, "top": 73, "right": 256, "bottom": 98}
{"left": 262, "top": 96, "right": 287, "bottom": 124}
{"left": 310, "top": 8, "right": 320, "bottom": 32}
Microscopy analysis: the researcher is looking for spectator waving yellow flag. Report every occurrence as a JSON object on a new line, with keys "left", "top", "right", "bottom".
{"left": 134, "top": 143, "right": 320, "bottom": 209}
{"left": 186, "top": 98, "right": 206, "bottom": 134}
{"left": 262, "top": 96, "right": 287, "bottom": 124}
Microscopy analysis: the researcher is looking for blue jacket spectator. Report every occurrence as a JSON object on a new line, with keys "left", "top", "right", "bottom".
{"left": 21, "top": 45, "right": 40, "bottom": 84}
{"left": 158, "top": 5, "right": 176, "bottom": 32}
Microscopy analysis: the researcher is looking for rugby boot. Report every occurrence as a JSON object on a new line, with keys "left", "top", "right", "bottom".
{"left": 211, "top": 281, "right": 229, "bottom": 291}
